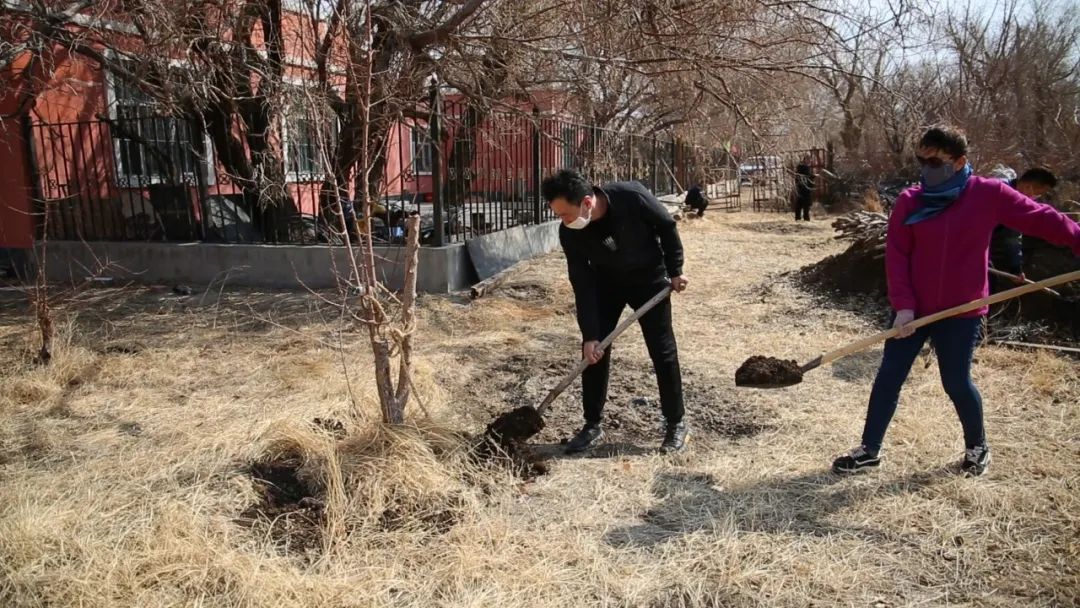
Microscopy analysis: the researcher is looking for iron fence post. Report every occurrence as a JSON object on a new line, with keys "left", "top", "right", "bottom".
{"left": 532, "top": 107, "right": 542, "bottom": 225}
{"left": 429, "top": 84, "right": 445, "bottom": 247}
{"left": 193, "top": 116, "right": 212, "bottom": 241}
{"left": 20, "top": 113, "right": 44, "bottom": 241}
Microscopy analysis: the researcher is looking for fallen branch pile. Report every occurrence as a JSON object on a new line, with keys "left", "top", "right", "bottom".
{"left": 833, "top": 210, "right": 887, "bottom": 243}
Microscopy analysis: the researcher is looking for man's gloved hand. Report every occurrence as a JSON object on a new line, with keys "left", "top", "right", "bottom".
{"left": 893, "top": 309, "right": 916, "bottom": 338}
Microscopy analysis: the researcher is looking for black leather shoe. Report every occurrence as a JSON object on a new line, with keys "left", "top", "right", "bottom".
{"left": 565, "top": 424, "right": 604, "bottom": 454}
{"left": 660, "top": 421, "right": 689, "bottom": 453}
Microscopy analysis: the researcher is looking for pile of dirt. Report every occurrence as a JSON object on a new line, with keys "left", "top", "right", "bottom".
{"left": 798, "top": 246, "right": 888, "bottom": 299}
{"left": 735, "top": 356, "right": 803, "bottom": 388}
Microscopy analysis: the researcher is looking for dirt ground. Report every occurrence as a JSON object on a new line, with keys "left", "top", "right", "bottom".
{"left": 1, "top": 210, "right": 1078, "bottom": 607}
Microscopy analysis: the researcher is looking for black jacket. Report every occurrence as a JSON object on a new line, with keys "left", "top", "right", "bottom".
{"left": 560, "top": 181, "right": 684, "bottom": 340}
{"left": 685, "top": 185, "right": 707, "bottom": 212}
{"left": 795, "top": 163, "right": 814, "bottom": 200}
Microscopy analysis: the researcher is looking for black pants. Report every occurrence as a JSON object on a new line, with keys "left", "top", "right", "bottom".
{"left": 795, "top": 197, "right": 811, "bottom": 221}
{"left": 582, "top": 279, "right": 685, "bottom": 425}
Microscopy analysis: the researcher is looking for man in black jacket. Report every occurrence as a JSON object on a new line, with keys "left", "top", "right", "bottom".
{"left": 540, "top": 170, "right": 690, "bottom": 454}
{"left": 989, "top": 167, "right": 1058, "bottom": 291}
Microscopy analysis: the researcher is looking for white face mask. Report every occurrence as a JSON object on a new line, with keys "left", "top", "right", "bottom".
{"left": 566, "top": 201, "right": 592, "bottom": 230}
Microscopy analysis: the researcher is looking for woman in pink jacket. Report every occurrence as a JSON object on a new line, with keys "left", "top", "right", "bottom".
{"left": 833, "top": 126, "right": 1080, "bottom": 477}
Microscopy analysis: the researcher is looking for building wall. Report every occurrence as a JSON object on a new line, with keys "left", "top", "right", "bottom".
{"left": 0, "top": 7, "right": 593, "bottom": 246}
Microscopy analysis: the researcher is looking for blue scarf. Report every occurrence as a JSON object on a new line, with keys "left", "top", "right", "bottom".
{"left": 904, "top": 164, "right": 973, "bottom": 225}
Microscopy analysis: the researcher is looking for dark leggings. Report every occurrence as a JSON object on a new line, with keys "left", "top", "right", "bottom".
{"left": 795, "top": 197, "right": 811, "bottom": 220}
{"left": 582, "top": 280, "right": 684, "bottom": 425}
{"left": 861, "top": 317, "right": 985, "bottom": 454}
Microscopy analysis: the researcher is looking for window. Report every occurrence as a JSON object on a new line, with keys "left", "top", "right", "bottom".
{"left": 285, "top": 115, "right": 322, "bottom": 181}
{"left": 110, "top": 73, "right": 205, "bottom": 187}
{"left": 411, "top": 125, "right": 434, "bottom": 174}
{"left": 281, "top": 83, "right": 338, "bottom": 182}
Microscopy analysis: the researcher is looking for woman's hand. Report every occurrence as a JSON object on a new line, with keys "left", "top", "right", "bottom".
{"left": 893, "top": 309, "right": 916, "bottom": 338}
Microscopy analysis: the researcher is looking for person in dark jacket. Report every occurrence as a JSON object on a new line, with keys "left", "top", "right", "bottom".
{"left": 794, "top": 157, "right": 815, "bottom": 221}
{"left": 989, "top": 167, "right": 1058, "bottom": 291}
{"left": 685, "top": 184, "right": 708, "bottom": 217}
{"left": 541, "top": 170, "right": 690, "bottom": 454}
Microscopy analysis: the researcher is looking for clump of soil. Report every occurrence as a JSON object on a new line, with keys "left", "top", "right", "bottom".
{"left": 475, "top": 406, "right": 550, "bottom": 478}
{"left": 735, "top": 356, "right": 804, "bottom": 388}
{"left": 239, "top": 454, "right": 325, "bottom": 553}
{"left": 486, "top": 405, "right": 545, "bottom": 443}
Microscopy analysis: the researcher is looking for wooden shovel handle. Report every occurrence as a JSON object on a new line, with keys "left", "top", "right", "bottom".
{"left": 536, "top": 286, "right": 673, "bottom": 416}
{"left": 988, "top": 268, "right": 1062, "bottom": 298}
{"left": 801, "top": 269, "right": 1080, "bottom": 372}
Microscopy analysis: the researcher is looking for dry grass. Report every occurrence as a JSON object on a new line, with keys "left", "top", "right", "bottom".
{"left": 1, "top": 212, "right": 1078, "bottom": 607}
{"left": 862, "top": 189, "right": 885, "bottom": 213}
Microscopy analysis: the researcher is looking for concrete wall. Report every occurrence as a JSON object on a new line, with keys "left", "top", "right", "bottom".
{"left": 39, "top": 241, "right": 475, "bottom": 293}
{"left": 35, "top": 221, "right": 560, "bottom": 292}
{"left": 466, "top": 220, "right": 560, "bottom": 280}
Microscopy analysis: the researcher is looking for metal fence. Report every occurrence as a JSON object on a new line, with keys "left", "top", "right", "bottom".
{"left": 26, "top": 98, "right": 813, "bottom": 247}
{"left": 746, "top": 147, "right": 829, "bottom": 213}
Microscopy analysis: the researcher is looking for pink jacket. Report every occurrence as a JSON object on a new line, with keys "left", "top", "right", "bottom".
{"left": 887, "top": 176, "right": 1080, "bottom": 317}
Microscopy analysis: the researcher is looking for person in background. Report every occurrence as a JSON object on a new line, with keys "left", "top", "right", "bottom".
{"left": 794, "top": 156, "right": 815, "bottom": 221}
{"left": 989, "top": 167, "right": 1059, "bottom": 290}
{"left": 832, "top": 126, "right": 1080, "bottom": 478}
{"left": 541, "top": 169, "right": 691, "bottom": 455}
{"left": 685, "top": 183, "right": 709, "bottom": 217}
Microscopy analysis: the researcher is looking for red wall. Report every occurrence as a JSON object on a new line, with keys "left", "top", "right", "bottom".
{"left": 0, "top": 7, "right": 587, "bottom": 244}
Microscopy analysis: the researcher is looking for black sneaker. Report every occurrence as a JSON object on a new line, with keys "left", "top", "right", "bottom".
{"left": 660, "top": 421, "right": 689, "bottom": 454}
{"left": 565, "top": 424, "right": 604, "bottom": 454}
{"left": 961, "top": 445, "right": 991, "bottom": 477}
{"left": 832, "top": 446, "right": 881, "bottom": 474}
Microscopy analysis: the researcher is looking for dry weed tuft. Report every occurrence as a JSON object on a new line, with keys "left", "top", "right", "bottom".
{"left": 1, "top": 323, "right": 99, "bottom": 412}
{"left": 1023, "top": 350, "right": 1078, "bottom": 399}
{"left": 862, "top": 188, "right": 884, "bottom": 212}
{"left": 334, "top": 422, "right": 486, "bottom": 535}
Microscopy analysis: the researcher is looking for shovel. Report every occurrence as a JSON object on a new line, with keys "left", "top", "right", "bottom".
{"left": 484, "top": 286, "right": 673, "bottom": 444}
{"left": 988, "top": 268, "right": 1063, "bottom": 298}
{"left": 736, "top": 269, "right": 1080, "bottom": 389}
